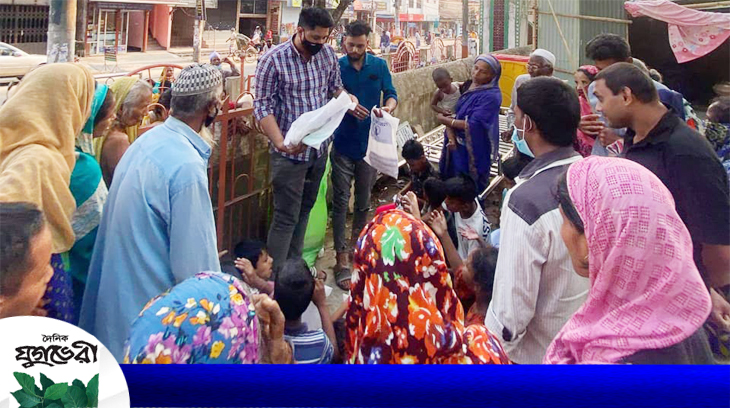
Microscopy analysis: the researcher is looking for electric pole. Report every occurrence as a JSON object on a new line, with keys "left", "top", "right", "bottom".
{"left": 75, "top": 0, "right": 88, "bottom": 57}
{"left": 462, "top": 0, "right": 469, "bottom": 57}
{"left": 47, "top": 0, "right": 76, "bottom": 63}
{"left": 394, "top": 0, "right": 400, "bottom": 36}
{"left": 193, "top": 0, "right": 207, "bottom": 63}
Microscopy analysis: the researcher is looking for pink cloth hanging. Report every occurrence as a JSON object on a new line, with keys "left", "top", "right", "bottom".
{"left": 624, "top": 0, "right": 730, "bottom": 63}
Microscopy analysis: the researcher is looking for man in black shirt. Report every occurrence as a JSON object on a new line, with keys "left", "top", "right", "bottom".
{"left": 593, "top": 63, "right": 730, "bottom": 329}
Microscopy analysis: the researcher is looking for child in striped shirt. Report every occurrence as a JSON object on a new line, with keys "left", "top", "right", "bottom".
{"left": 276, "top": 259, "right": 338, "bottom": 364}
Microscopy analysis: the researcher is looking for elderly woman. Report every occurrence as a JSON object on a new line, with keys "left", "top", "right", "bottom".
{"left": 0, "top": 63, "right": 95, "bottom": 322}
{"left": 124, "top": 271, "right": 292, "bottom": 364}
{"left": 545, "top": 157, "right": 713, "bottom": 364}
{"left": 345, "top": 209, "right": 509, "bottom": 364}
{"left": 95, "top": 77, "right": 153, "bottom": 187}
{"left": 437, "top": 54, "right": 502, "bottom": 193}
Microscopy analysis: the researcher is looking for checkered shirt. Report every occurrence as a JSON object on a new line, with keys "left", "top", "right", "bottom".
{"left": 253, "top": 37, "right": 343, "bottom": 161}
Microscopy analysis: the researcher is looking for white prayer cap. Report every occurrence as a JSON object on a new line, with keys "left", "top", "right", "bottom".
{"left": 530, "top": 48, "right": 556, "bottom": 67}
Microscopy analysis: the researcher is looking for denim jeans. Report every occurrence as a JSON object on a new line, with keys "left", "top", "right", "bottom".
{"left": 267, "top": 149, "right": 328, "bottom": 268}
{"left": 330, "top": 148, "right": 376, "bottom": 254}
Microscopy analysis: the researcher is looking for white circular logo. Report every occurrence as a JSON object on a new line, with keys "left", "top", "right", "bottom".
{"left": 0, "top": 316, "right": 130, "bottom": 408}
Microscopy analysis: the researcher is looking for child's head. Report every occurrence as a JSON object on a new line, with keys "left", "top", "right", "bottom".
{"left": 423, "top": 177, "right": 446, "bottom": 209}
{"left": 274, "top": 258, "right": 313, "bottom": 322}
{"left": 444, "top": 174, "right": 477, "bottom": 213}
{"left": 707, "top": 96, "right": 730, "bottom": 124}
{"left": 464, "top": 245, "right": 498, "bottom": 296}
{"left": 432, "top": 68, "right": 453, "bottom": 92}
{"left": 402, "top": 139, "right": 429, "bottom": 175}
{"left": 234, "top": 240, "right": 273, "bottom": 280}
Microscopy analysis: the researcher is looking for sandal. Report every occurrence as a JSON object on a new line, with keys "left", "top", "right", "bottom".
{"left": 333, "top": 264, "right": 352, "bottom": 291}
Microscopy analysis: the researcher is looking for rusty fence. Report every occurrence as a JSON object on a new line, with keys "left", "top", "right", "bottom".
{"left": 207, "top": 103, "right": 272, "bottom": 256}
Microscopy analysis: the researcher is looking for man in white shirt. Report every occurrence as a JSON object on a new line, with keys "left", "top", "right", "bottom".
{"left": 443, "top": 175, "right": 491, "bottom": 260}
{"left": 485, "top": 77, "right": 589, "bottom": 364}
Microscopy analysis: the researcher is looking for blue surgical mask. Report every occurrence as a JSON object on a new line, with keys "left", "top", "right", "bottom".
{"left": 512, "top": 118, "right": 535, "bottom": 158}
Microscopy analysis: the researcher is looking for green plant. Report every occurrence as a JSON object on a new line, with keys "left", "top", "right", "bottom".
{"left": 11, "top": 372, "right": 99, "bottom": 408}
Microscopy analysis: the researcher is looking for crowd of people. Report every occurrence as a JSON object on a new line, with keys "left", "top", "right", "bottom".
{"left": 0, "top": 6, "right": 728, "bottom": 366}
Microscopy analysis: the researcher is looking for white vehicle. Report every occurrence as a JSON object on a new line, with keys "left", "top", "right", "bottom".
{"left": 0, "top": 42, "right": 46, "bottom": 80}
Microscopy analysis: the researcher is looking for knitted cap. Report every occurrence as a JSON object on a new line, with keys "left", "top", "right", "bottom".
{"left": 171, "top": 64, "right": 223, "bottom": 97}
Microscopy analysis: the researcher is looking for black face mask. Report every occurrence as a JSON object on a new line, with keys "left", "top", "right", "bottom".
{"left": 300, "top": 32, "right": 324, "bottom": 56}
{"left": 205, "top": 105, "right": 219, "bottom": 128}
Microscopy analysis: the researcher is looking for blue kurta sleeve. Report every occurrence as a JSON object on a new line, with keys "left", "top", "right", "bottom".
{"left": 381, "top": 60, "right": 398, "bottom": 103}
{"left": 169, "top": 168, "right": 220, "bottom": 282}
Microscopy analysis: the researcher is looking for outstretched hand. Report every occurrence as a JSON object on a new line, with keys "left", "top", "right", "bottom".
{"left": 427, "top": 209, "right": 447, "bottom": 237}
{"left": 401, "top": 191, "right": 421, "bottom": 219}
{"left": 252, "top": 294, "right": 292, "bottom": 364}
{"left": 459, "top": 225, "right": 480, "bottom": 241}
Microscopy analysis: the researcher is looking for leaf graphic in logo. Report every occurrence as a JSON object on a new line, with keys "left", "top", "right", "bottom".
{"left": 61, "top": 385, "right": 88, "bottom": 408}
{"left": 13, "top": 372, "right": 38, "bottom": 396}
{"left": 72, "top": 379, "right": 86, "bottom": 394}
{"left": 40, "top": 373, "right": 54, "bottom": 392}
{"left": 86, "top": 374, "right": 99, "bottom": 407}
{"left": 45, "top": 403, "right": 63, "bottom": 408}
{"left": 44, "top": 383, "right": 68, "bottom": 400}
{"left": 11, "top": 389, "right": 41, "bottom": 408}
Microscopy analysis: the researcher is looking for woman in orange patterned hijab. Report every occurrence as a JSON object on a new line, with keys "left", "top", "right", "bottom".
{"left": 344, "top": 209, "right": 510, "bottom": 364}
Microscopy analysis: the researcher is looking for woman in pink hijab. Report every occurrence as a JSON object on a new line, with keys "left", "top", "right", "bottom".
{"left": 545, "top": 156, "right": 713, "bottom": 364}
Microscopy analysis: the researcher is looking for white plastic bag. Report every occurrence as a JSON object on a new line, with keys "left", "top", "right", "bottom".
{"left": 364, "top": 108, "right": 400, "bottom": 179}
{"left": 284, "top": 91, "right": 357, "bottom": 148}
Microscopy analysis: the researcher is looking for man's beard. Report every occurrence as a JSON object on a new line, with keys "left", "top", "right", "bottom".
{"left": 205, "top": 106, "right": 219, "bottom": 128}
{"left": 347, "top": 53, "right": 365, "bottom": 62}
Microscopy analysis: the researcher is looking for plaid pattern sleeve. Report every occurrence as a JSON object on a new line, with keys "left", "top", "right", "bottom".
{"left": 253, "top": 53, "right": 277, "bottom": 121}
{"left": 253, "top": 39, "right": 343, "bottom": 162}
{"left": 328, "top": 51, "right": 344, "bottom": 96}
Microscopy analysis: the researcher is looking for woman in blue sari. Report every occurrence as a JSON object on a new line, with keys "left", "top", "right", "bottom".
{"left": 437, "top": 54, "right": 502, "bottom": 193}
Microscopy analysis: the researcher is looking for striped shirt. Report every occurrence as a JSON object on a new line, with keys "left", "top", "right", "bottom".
{"left": 485, "top": 147, "right": 590, "bottom": 364}
{"left": 253, "top": 36, "right": 344, "bottom": 162}
{"left": 284, "top": 322, "right": 334, "bottom": 364}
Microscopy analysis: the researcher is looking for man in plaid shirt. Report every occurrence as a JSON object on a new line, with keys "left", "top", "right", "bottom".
{"left": 254, "top": 7, "right": 359, "bottom": 268}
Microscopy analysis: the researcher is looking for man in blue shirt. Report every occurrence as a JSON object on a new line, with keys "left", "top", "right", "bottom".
{"left": 79, "top": 64, "right": 224, "bottom": 361}
{"left": 331, "top": 20, "right": 397, "bottom": 290}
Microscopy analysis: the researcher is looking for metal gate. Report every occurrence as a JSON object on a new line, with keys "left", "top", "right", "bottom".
{"left": 0, "top": 4, "right": 48, "bottom": 54}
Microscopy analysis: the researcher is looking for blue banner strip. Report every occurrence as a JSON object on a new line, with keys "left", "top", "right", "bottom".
{"left": 122, "top": 365, "right": 729, "bottom": 407}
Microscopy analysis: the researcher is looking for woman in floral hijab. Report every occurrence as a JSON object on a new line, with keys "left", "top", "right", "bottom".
{"left": 124, "top": 271, "right": 291, "bottom": 364}
{"left": 345, "top": 209, "right": 509, "bottom": 364}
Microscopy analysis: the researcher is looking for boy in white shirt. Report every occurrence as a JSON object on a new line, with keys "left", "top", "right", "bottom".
{"left": 442, "top": 175, "right": 491, "bottom": 260}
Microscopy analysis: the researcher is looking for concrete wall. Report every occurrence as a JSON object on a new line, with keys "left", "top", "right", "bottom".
{"left": 390, "top": 45, "right": 530, "bottom": 133}
{"left": 391, "top": 56, "right": 476, "bottom": 133}
{"left": 128, "top": 11, "right": 145, "bottom": 51}
{"left": 150, "top": 5, "right": 171, "bottom": 49}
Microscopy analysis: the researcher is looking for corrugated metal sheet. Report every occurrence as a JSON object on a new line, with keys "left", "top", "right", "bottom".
{"left": 536, "top": 0, "right": 628, "bottom": 80}
{"left": 579, "top": 0, "right": 629, "bottom": 64}
{"left": 537, "top": 0, "right": 579, "bottom": 79}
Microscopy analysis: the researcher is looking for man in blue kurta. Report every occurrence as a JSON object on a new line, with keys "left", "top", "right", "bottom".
{"left": 331, "top": 20, "right": 397, "bottom": 290}
{"left": 79, "top": 64, "right": 224, "bottom": 361}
